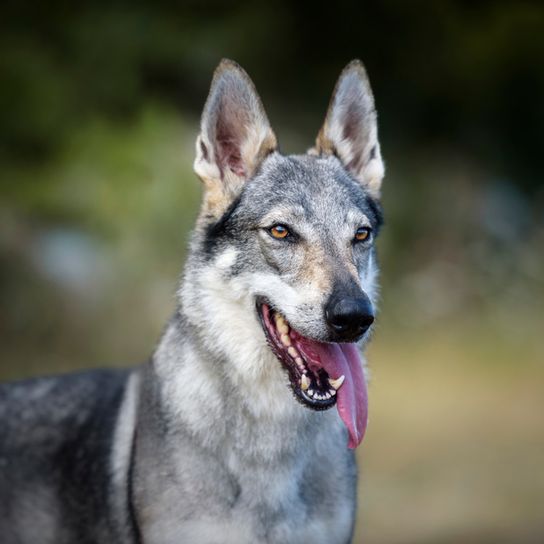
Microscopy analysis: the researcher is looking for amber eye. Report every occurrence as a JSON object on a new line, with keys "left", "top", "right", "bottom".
{"left": 269, "top": 224, "right": 290, "bottom": 239}
{"left": 354, "top": 227, "right": 371, "bottom": 242}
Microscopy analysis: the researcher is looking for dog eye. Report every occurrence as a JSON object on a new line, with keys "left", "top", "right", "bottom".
{"left": 354, "top": 227, "right": 372, "bottom": 242}
{"left": 269, "top": 224, "right": 290, "bottom": 239}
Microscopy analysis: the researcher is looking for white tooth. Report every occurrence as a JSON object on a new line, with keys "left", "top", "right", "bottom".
{"left": 324, "top": 392, "right": 331, "bottom": 399}
{"left": 288, "top": 346, "right": 298, "bottom": 358}
{"left": 328, "top": 375, "right": 345, "bottom": 390}
{"left": 329, "top": 389, "right": 336, "bottom": 396}
{"left": 308, "top": 389, "right": 314, "bottom": 397}
{"left": 280, "top": 334, "right": 291, "bottom": 346}
{"left": 295, "top": 357, "right": 304, "bottom": 370}
{"left": 301, "top": 374, "right": 310, "bottom": 391}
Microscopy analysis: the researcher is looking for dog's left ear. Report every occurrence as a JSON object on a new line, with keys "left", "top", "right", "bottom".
{"left": 194, "top": 59, "right": 278, "bottom": 215}
{"left": 311, "top": 60, "right": 384, "bottom": 199}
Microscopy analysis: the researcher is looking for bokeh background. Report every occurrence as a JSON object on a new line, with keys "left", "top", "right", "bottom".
{"left": 1, "top": 1, "right": 543, "bottom": 542}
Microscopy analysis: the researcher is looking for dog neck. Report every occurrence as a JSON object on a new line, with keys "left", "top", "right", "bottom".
{"left": 151, "top": 309, "right": 341, "bottom": 462}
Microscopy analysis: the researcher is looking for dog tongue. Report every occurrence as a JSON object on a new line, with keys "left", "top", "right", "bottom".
{"left": 295, "top": 338, "right": 368, "bottom": 449}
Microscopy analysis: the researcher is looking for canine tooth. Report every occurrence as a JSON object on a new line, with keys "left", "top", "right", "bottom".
{"left": 308, "top": 389, "right": 314, "bottom": 397}
{"left": 278, "top": 322, "right": 289, "bottom": 334}
{"left": 275, "top": 314, "right": 289, "bottom": 334}
{"left": 280, "top": 334, "right": 291, "bottom": 347}
{"left": 288, "top": 346, "right": 298, "bottom": 358}
{"left": 301, "top": 374, "right": 310, "bottom": 391}
{"left": 329, "top": 389, "right": 336, "bottom": 396}
{"left": 328, "top": 375, "right": 345, "bottom": 390}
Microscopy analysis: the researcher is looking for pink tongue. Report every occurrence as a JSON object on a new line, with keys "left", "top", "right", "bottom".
{"left": 296, "top": 338, "right": 368, "bottom": 449}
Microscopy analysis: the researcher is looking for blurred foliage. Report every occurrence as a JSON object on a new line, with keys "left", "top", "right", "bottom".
{"left": 1, "top": 1, "right": 543, "bottom": 543}
{"left": 1, "top": 1, "right": 544, "bottom": 188}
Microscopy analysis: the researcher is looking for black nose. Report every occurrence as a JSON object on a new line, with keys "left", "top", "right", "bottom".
{"left": 325, "top": 293, "right": 374, "bottom": 342}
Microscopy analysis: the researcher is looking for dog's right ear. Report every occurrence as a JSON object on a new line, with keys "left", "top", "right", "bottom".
{"left": 194, "top": 59, "right": 278, "bottom": 216}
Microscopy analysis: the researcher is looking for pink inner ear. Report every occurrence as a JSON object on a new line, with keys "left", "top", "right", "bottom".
{"left": 217, "top": 135, "right": 246, "bottom": 177}
{"left": 215, "top": 105, "right": 247, "bottom": 179}
{"left": 342, "top": 101, "right": 363, "bottom": 141}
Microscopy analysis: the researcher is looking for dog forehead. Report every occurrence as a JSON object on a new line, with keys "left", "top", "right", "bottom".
{"left": 241, "top": 153, "right": 368, "bottom": 220}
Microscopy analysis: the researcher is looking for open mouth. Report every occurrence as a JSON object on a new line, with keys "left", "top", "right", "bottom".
{"left": 257, "top": 300, "right": 368, "bottom": 449}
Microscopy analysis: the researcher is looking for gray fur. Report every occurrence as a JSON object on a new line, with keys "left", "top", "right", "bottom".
{"left": 0, "top": 59, "right": 384, "bottom": 543}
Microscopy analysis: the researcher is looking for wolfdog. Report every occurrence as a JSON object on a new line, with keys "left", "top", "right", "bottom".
{"left": 0, "top": 59, "right": 385, "bottom": 543}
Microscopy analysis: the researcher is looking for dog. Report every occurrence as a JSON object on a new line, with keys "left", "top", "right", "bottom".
{"left": 0, "top": 59, "right": 385, "bottom": 543}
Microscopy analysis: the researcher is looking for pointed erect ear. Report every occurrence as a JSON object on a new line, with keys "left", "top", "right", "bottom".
{"left": 194, "top": 59, "right": 277, "bottom": 212}
{"left": 312, "top": 60, "right": 384, "bottom": 199}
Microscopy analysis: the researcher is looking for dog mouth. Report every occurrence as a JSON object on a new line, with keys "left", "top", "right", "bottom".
{"left": 257, "top": 300, "right": 368, "bottom": 448}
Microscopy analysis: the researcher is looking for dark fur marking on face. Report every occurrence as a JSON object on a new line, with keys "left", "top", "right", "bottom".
{"left": 203, "top": 194, "right": 242, "bottom": 258}
{"left": 365, "top": 196, "right": 384, "bottom": 233}
{"left": 328, "top": 162, "right": 383, "bottom": 234}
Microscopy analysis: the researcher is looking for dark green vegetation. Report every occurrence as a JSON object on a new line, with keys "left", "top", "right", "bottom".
{"left": 1, "top": 2, "right": 543, "bottom": 542}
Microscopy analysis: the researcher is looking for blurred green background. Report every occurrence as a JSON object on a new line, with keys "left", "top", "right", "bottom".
{"left": 1, "top": 1, "right": 543, "bottom": 542}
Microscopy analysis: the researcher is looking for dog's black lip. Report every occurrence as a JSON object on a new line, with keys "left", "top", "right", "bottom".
{"left": 255, "top": 297, "right": 336, "bottom": 412}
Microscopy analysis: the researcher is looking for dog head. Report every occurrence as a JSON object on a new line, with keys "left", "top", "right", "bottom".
{"left": 182, "top": 59, "right": 384, "bottom": 448}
